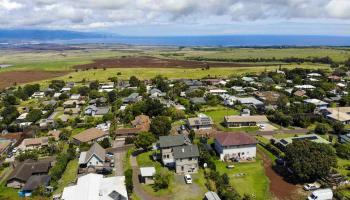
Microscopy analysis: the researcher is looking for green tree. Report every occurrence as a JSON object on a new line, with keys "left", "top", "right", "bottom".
{"left": 154, "top": 170, "right": 171, "bottom": 191}
{"left": 129, "top": 76, "right": 140, "bottom": 87}
{"left": 314, "top": 123, "right": 328, "bottom": 135}
{"left": 134, "top": 132, "right": 156, "bottom": 150}
{"left": 89, "top": 80, "right": 99, "bottom": 90}
{"left": 333, "top": 122, "right": 345, "bottom": 134}
{"left": 1, "top": 105, "right": 19, "bottom": 125}
{"left": 26, "top": 109, "right": 42, "bottom": 122}
{"left": 152, "top": 75, "right": 169, "bottom": 92}
{"left": 285, "top": 140, "right": 337, "bottom": 182}
{"left": 150, "top": 116, "right": 171, "bottom": 136}
{"left": 78, "top": 86, "right": 90, "bottom": 96}
{"left": 107, "top": 90, "right": 117, "bottom": 103}
{"left": 98, "top": 138, "right": 111, "bottom": 148}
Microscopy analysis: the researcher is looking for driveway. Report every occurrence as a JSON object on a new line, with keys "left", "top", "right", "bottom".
{"left": 113, "top": 138, "right": 126, "bottom": 176}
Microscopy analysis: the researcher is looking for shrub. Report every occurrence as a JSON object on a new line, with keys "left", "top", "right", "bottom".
{"left": 124, "top": 169, "right": 133, "bottom": 194}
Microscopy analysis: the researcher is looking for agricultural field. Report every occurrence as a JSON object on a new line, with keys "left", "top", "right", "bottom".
{"left": 0, "top": 46, "right": 342, "bottom": 89}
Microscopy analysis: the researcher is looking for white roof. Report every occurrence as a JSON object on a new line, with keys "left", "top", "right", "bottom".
{"left": 61, "top": 173, "right": 128, "bottom": 200}
{"left": 295, "top": 85, "right": 316, "bottom": 89}
{"left": 140, "top": 167, "right": 156, "bottom": 177}
{"left": 209, "top": 89, "right": 227, "bottom": 93}
{"left": 304, "top": 99, "right": 328, "bottom": 106}
{"left": 17, "top": 113, "right": 28, "bottom": 120}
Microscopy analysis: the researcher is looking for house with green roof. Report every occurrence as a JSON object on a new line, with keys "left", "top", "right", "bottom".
{"left": 276, "top": 134, "right": 331, "bottom": 150}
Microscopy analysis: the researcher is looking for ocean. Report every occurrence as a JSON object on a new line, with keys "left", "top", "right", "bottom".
{"left": 60, "top": 35, "right": 350, "bottom": 47}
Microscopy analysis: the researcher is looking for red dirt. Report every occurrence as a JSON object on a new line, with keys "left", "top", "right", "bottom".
{"left": 0, "top": 70, "right": 68, "bottom": 89}
{"left": 258, "top": 150, "right": 302, "bottom": 200}
{"left": 74, "top": 56, "right": 272, "bottom": 69}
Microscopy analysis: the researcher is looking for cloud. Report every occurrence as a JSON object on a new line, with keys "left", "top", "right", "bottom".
{"left": 0, "top": 0, "right": 349, "bottom": 35}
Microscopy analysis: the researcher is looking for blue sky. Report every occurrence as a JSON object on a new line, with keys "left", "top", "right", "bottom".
{"left": 0, "top": 0, "right": 350, "bottom": 36}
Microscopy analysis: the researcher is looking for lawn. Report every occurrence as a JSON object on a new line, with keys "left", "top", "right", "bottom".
{"left": 214, "top": 156, "right": 271, "bottom": 199}
{"left": 53, "top": 159, "right": 79, "bottom": 195}
{"left": 336, "top": 157, "right": 350, "bottom": 177}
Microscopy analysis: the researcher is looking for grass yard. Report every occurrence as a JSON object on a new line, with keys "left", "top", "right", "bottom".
{"left": 336, "top": 158, "right": 350, "bottom": 177}
{"left": 214, "top": 156, "right": 271, "bottom": 199}
{"left": 54, "top": 159, "right": 79, "bottom": 194}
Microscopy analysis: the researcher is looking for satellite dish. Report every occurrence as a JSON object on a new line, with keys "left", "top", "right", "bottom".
{"left": 203, "top": 163, "right": 207, "bottom": 168}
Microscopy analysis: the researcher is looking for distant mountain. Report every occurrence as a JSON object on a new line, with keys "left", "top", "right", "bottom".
{"left": 0, "top": 29, "right": 110, "bottom": 41}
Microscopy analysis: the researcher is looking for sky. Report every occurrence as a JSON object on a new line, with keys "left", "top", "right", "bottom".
{"left": 0, "top": 0, "right": 350, "bottom": 36}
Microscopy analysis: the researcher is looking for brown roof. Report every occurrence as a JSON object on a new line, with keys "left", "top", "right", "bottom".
{"left": 293, "top": 90, "right": 307, "bottom": 97}
{"left": 215, "top": 132, "right": 257, "bottom": 146}
{"left": 131, "top": 115, "right": 151, "bottom": 132}
{"left": 0, "top": 132, "right": 23, "bottom": 141}
{"left": 7, "top": 159, "right": 51, "bottom": 183}
{"left": 115, "top": 127, "right": 142, "bottom": 135}
{"left": 21, "top": 137, "right": 49, "bottom": 147}
{"left": 73, "top": 128, "right": 107, "bottom": 143}
{"left": 48, "top": 130, "right": 62, "bottom": 140}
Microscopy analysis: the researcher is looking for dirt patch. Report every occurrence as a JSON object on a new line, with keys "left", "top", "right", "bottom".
{"left": 0, "top": 70, "right": 68, "bottom": 89}
{"left": 74, "top": 56, "right": 273, "bottom": 69}
{"left": 258, "top": 150, "right": 302, "bottom": 200}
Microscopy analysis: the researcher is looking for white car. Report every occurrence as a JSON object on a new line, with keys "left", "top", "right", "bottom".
{"left": 303, "top": 183, "right": 320, "bottom": 191}
{"left": 184, "top": 174, "right": 192, "bottom": 184}
{"left": 12, "top": 148, "right": 17, "bottom": 153}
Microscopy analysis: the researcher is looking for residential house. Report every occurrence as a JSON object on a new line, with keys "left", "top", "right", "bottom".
{"left": 123, "top": 93, "right": 142, "bottom": 104}
{"left": 187, "top": 114, "right": 214, "bottom": 130}
{"left": 99, "top": 82, "right": 115, "bottom": 92}
{"left": 73, "top": 128, "right": 108, "bottom": 144}
{"left": 7, "top": 159, "right": 51, "bottom": 189}
{"left": 224, "top": 115, "right": 269, "bottom": 128}
{"left": 214, "top": 132, "right": 257, "bottom": 161}
{"left": 85, "top": 105, "right": 110, "bottom": 117}
{"left": 140, "top": 167, "right": 156, "bottom": 184}
{"left": 21, "top": 175, "right": 51, "bottom": 195}
{"left": 304, "top": 99, "right": 328, "bottom": 110}
{"left": 149, "top": 88, "right": 166, "bottom": 98}
{"left": 322, "top": 107, "right": 350, "bottom": 124}
{"left": 115, "top": 115, "right": 151, "bottom": 137}
{"left": 158, "top": 135, "right": 187, "bottom": 166}
{"left": 70, "top": 94, "right": 81, "bottom": 100}
{"left": 78, "top": 143, "right": 106, "bottom": 169}
{"left": 339, "top": 134, "right": 350, "bottom": 144}
{"left": 61, "top": 173, "right": 128, "bottom": 200}
{"left": 294, "top": 85, "right": 316, "bottom": 90}
{"left": 190, "top": 97, "right": 206, "bottom": 105}
{"left": 253, "top": 91, "right": 281, "bottom": 105}
{"left": 208, "top": 89, "right": 227, "bottom": 95}
{"left": 276, "top": 134, "right": 330, "bottom": 149}
{"left": 17, "top": 137, "right": 49, "bottom": 151}
{"left": 238, "top": 97, "right": 264, "bottom": 108}
{"left": 31, "top": 92, "right": 45, "bottom": 99}
{"left": 48, "top": 130, "right": 61, "bottom": 141}
{"left": 173, "top": 145, "right": 199, "bottom": 174}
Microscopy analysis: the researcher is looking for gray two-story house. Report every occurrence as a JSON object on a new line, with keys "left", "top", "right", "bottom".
{"left": 158, "top": 135, "right": 199, "bottom": 174}
{"left": 173, "top": 145, "right": 199, "bottom": 174}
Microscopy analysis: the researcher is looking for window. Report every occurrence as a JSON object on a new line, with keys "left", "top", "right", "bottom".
{"left": 181, "top": 166, "right": 184, "bottom": 171}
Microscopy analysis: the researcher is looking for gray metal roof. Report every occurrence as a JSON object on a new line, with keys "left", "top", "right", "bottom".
{"left": 173, "top": 145, "right": 199, "bottom": 159}
{"left": 159, "top": 135, "right": 186, "bottom": 148}
{"left": 84, "top": 142, "right": 105, "bottom": 164}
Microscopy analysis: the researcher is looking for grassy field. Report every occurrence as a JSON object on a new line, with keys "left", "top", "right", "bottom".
{"left": 54, "top": 159, "right": 79, "bottom": 194}
{"left": 214, "top": 156, "right": 271, "bottom": 199}
{"left": 174, "top": 47, "right": 350, "bottom": 62}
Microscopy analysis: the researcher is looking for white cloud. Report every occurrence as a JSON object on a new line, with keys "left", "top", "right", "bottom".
{"left": 0, "top": 0, "right": 349, "bottom": 35}
{"left": 0, "top": 0, "right": 22, "bottom": 10}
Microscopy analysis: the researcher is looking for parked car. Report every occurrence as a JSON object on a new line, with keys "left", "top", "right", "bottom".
{"left": 184, "top": 174, "right": 192, "bottom": 184}
{"left": 12, "top": 147, "right": 17, "bottom": 153}
{"left": 226, "top": 164, "right": 235, "bottom": 169}
{"left": 303, "top": 183, "right": 320, "bottom": 191}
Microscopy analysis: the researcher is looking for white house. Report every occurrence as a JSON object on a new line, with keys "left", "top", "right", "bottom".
{"left": 78, "top": 143, "right": 105, "bottom": 168}
{"left": 214, "top": 132, "right": 257, "bottom": 161}
{"left": 61, "top": 173, "right": 128, "bottom": 200}
{"left": 304, "top": 99, "right": 328, "bottom": 110}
